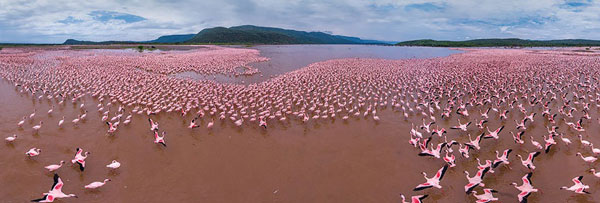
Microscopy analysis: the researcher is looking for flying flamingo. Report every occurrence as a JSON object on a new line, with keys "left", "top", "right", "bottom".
{"left": 31, "top": 174, "right": 77, "bottom": 202}
{"left": 511, "top": 172, "right": 538, "bottom": 203}
{"left": 413, "top": 165, "right": 448, "bottom": 191}
{"left": 400, "top": 194, "right": 428, "bottom": 203}
{"left": 560, "top": 176, "right": 590, "bottom": 194}
{"left": 154, "top": 130, "right": 166, "bottom": 147}
{"left": 148, "top": 118, "right": 159, "bottom": 131}
{"left": 71, "top": 148, "right": 90, "bottom": 171}
{"left": 471, "top": 188, "right": 498, "bottom": 203}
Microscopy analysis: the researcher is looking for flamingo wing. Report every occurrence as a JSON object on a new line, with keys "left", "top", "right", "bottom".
{"left": 51, "top": 174, "right": 63, "bottom": 192}
{"left": 435, "top": 165, "right": 449, "bottom": 181}
{"left": 523, "top": 172, "right": 533, "bottom": 185}
{"left": 411, "top": 194, "right": 428, "bottom": 203}
{"left": 31, "top": 194, "right": 53, "bottom": 202}
{"left": 572, "top": 176, "right": 583, "bottom": 184}
{"left": 465, "top": 183, "right": 479, "bottom": 193}
{"left": 413, "top": 183, "right": 432, "bottom": 191}
{"left": 518, "top": 191, "right": 531, "bottom": 203}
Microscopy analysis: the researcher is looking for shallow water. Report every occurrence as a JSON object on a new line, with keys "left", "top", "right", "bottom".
{"left": 171, "top": 45, "right": 462, "bottom": 84}
{"left": 1, "top": 78, "right": 599, "bottom": 202}
{"left": 1, "top": 47, "right": 600, "bottom": 203}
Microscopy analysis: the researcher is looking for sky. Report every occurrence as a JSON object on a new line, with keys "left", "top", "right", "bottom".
{"left": 1, "top": 0, "right": 600, "bottom": 43}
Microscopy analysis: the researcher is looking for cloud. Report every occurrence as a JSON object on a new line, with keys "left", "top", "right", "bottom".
{"left": 404, "top": 2, "right": 446, "bottom": 12}
{"left": 88, "top": 10, "right": 146, "bottom": 23}
{"left": 1, "top": 0, "right": 600, "bottom": 43}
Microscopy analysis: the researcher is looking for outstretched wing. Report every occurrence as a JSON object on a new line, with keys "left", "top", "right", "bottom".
{"left": 572, "top": 176, "right": 583, "bottom": 184}
{"left": 530, "top": 152, "right": 540, "bottom": 162}
{"left": 51, "top": 174, "right": 64, "bottom": 192}
{"left": 413, "top": 183, "right": 432, "bottom": 191}
{"left": 436, "top": 165, "right": 449, "bottom": 181}
{"left": 412, "top": 194, "right": 428, "bottom": 203}
{"left": 31, "top": 194, "right": 52, "bottom": 202}
{"left": 496, "top": 125, "right": 504, "bottom": 134}
{"left": 523, "top": 172, "right": 533, "bottom": 185}
{"left": 464, "top": 182, "right": 479, "bottom": 193}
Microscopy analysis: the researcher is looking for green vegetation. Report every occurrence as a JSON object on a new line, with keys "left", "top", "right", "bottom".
{"left": 62, "top": 25, "right": 389, "bottom": 45}
{"left": 185, "top": 25, "right": 385, "bottom": 44}
{"left": 396, "top": 38, "right": 600, "bottom": 47}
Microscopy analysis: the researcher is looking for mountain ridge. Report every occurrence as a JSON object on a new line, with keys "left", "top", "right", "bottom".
{"left": 63, "top": 25, "right": 389, "bottom": 45}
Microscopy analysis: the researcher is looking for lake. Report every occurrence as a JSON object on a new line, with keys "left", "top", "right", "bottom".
{"left": 172, "top": 45, "right": 462, "bottom": 84}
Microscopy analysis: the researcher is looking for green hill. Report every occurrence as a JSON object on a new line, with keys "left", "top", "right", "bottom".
{"left": 396, "top": 38, "right": 600, "bottom": 47}
{"left": 148, "top": 34, "right": 196, "bottom": 43}
{"left": 62, "top": 25, "right": 388, "bottom": 45}
{"left": 185, "top": 25, "right": 387, "bottom": 44}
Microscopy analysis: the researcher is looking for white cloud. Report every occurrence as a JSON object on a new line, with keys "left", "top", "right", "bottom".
{"left": 1, "top": 0, "right": 600, "bottom": 43}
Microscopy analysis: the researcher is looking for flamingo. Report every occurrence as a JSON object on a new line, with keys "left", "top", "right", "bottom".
{"left": 207, "top": 119, "right": 214, "bottom": 129}
{"left": 578, "top": 135, "right": 592, "bottom": 147}
{"left": 530, "top": 136, "right": 543, "bottom": 150}
{"left": 443, "top": 150, "right": 456, "bottom": 167}
{"left": 471, "top": 188, "right": 498, "bottom": 203}
{"left": 560, "top": 176, "right": 590, "bottom": 194}
{"left": 17, "top": 116, "right": 26, "bottom": 127}
{"left": 154, "top": 130, "right": 166, "bottom": 147}
{"left": 413, "top": 165, "right": 448, "bottom": 191}
{"left": 465, "top": 133, "right": 485, "bottom": 150}
{"left": 5, "top": 134, "right": 17, "bottom": 142}
{"left": 589, "top": 169, "right": 600, "bottom": 178}
{"left": 106, "top": 122, "right": 117, "bottom": 133}
{"left": 511, "top": 172, "right": 538, "bottom": 203}
{"left": 106, "top": 160, "right": 121, "bottom": 169}
{"left": 511, "top": 131, "right": 525, "bottom": 144}
{"left": 400, "top": 194, "right": 428, "bottom": 203}
{"left": 148, "top": 118, "right": 159, "bottom": 131}
{"left": 560, "top": 134, "right": 571, "bottom": 146}
{"left": 517, "top": 151, "right": 540, "bottom": 170}
{"left": 31, "top": 174, "right": 77, "bottom": 202}
{"left": 84, "top": 179, "right": 111, "bottom": 189}
{"left": 515, "top": 118, "right": 527, "bottom": 130}
{"left": 29, "top": 110, "right": 36, "bottom": 119}
{"left": 464, "top": 167, "right": 490, "bottom": 193}
{"left": 450, "top": 119, "right": 471, "bottom": 131}
{"left": 492, "top": 149, "right": 512, "bottom": 168}
{"left": 259, "top": 118, "right": 267, "bottom": 129}
{"left": 188, "top": 117, "right": 200, "bottom": 128}
{"left": 483, "top": 126, "right": 504, "bottom": 140}
{"left": 543, "top": 134, "right": 557, "bottom": 153}
{"left": 58, "top": 116, "right": 64, "bottom": 127}
{"left": 32, "top": 121, "right": 43, "bottom": 132}
{"left": 45, "top": 161, "right": 65, "bottom": 172}
{"left": 71, "top": 148, "right": 90, "bottom": 171}
{"left": 576, "top": 152, "right": 597, "bottom": 164}
{"left": 26, "top": 148, "right": 42, "bottom": 157}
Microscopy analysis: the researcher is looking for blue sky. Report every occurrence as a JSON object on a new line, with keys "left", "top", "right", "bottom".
{"left": 1, "top": 0, "right": 599, "bottom": 43}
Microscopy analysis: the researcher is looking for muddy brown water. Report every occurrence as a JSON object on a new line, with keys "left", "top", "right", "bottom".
{"left": 2, "top": 48, "right": 600, "bottom": 203}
